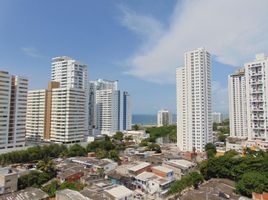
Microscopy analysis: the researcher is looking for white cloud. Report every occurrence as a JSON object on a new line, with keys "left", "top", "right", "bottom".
{"left": 21, "top": 47, "right": 43, "bottom": 58}
{"left": 120, "top": 0, "right": 268, "bottom": 83}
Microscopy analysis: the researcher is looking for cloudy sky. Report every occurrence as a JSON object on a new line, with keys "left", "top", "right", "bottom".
{"left": 1, "top": 0, "right": 268, "bottom": 114}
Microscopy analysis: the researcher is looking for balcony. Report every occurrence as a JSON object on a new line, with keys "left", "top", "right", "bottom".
{"left": 251, "top": 98, "right": 263, "bottom": 102}
{"left": 252, "top": 107, "right": 264, "bottom": 112}
{"left": 251, "top": 72, "right": 262, "bottom": 76}
{"left": 252, "top": 116, "right": 265, "bottom": 121}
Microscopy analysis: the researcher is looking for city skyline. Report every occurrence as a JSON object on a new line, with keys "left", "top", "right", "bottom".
{"left": 1, "top": 0, "right": 268, "bottom": 114}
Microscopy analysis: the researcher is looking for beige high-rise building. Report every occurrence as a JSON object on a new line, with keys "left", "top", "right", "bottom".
{"left": 50, "top": 88, "right": 86, "bottom": 143}
{"left": 26, "top": 57, "right": 88, "bottom": 143}
{"left": 26, "top": 89, "right": 47, "bottom": 141}
{"left": 0, "top": 71, "right": 28, "bottom": 150}
{"left": 176, "top": 48, "right": 212, "bottom": 152}
{"left": 228, "top": 69, "right": 248, "bottom": 139}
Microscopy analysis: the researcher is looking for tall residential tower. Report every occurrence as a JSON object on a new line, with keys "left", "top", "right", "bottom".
{"left": 245, "top": 54, "right": 268, "bottom": 141}
{"left": 26, "top": 57, "right": 88, "bottom": 143}
{"left": 228, "top": 69, "right": 247, "bottom": 138}
{"left": 0, "top": 71, "right": 28, "bottom": 150}
{"left": 157, "top": 109, "right": 172, "bottom": 127}
{"left": 89, "top": 79, "right": 132, "bottom": 136}
{"left": 176, "top": 48, "right": 212, "bottom": 152}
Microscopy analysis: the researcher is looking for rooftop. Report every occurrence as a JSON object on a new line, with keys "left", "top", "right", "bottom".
{"left": 166, "top": 159, "right": 196, "bottom": 169}
{"left": 135, "top": 171, "right": 155, "bottom": 181}
{"left": 105, "top": 185, "right": 134, "bottom": 199}
{"left": 152, "top": 166, "right": 173, "bottom": 174}
{"left": 135, "top": 171, "right": 173, "bottom": 185}
{"left": 0, "top": 167, "right": 16, "bottom": 176}
{"left": 1, "top": 187, "right": 49, "bottom": 200}
{"left": 128, "top": 162, "right": 151, "bottom": 172}
{"left": 56, "top": 189, "right": 90, "bottom": 200}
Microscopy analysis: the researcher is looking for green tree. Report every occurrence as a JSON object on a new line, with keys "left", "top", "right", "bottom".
{"left": 68, "top": 144, "right": 86, "bottom": 157}
{"left": 139, "top": 139, "right": 149, "bottom": 147}
{"left": 133, "top": 124, "right": 139, "bottom": 131}
{"left": 124, "top": 135, "right": 133, "bottom": 142}
{"left": 96, "top": 149, "right": 108, "bottom": 159}
{"left": 108, "top": 150, "right": 120, "bottom": 162}
{"left": 18, "top": 170, "right": 53, "bottom": 189}
{"left": 168, "top": 172, "right": 204, "bottom": 195}
{"left": 218, "top": 134, "right": 227, "bottom": 143}
{"left": 42, "top": 180, "right": 58, "bottom": 197}
{"left": 113, "top": 132, "right": 124, "bottom": 141}
{"left": 236, "top": 172, "right": 268, "bottom": 197}
{"left": 205, "top": 143, "right": 217, "bottom": 158}
{"left": 190, "top": 172, "right": 204, "bottom": 189}
{"left": 147, "top": 143, "right": 161, "bottom": 153}
{"left": 37, "top": 159, "right": 56, "bottom": 174}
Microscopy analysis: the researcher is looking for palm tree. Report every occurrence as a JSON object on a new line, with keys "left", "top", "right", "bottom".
{"left": 37, "top": 159, "right": 55, "bottom": 173}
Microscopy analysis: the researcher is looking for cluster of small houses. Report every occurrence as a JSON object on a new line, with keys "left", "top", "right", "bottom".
{"left": 0, "top": 145, "right": 199, "bottom": 200}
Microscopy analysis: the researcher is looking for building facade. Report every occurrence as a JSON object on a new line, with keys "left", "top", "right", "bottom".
{"left": 0, "top": 71, "right": 28, "bottom": 150}
{"left": 157, "top": 109, "right": 172, "bottom": 127}
{"left": 51, "top": 56, "right": 88, "bottom": 90}
{"left": 122, "top": 91, "right": 132, "bottom": 131}
{"left": 0, "top": 167, "right": 18, "bottom": 194}
{"left": 26, "top": 90, "right": 46, "bottom": 141}
{"left": 245, "top": 54, "right": 268, "bottom": 142}
{"left": 228, "top": 69, "right": 248, "bottom": 138}
{"left": 89, "top": 79, "right": 131, "bottom": 136}
{"left": 49, "top": 88, "right": 86, "bottom": 143}
{"left": 26, "top": 57, "right": 89, "bottom": 143}
{"left": 212, "top": 112, "right": 223, "bottom": 123}
{"left": 176, "top": 48, "right": 212, "bottom": 152}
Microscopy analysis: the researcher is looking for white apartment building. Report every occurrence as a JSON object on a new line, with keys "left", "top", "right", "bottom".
{"left": 89, "top": 79, "right": 131, "bottom": 136}
{"left": 245, "top": 54, "right": 268, "bottom": 142}
{"left": 26, "top": 90, "right": 46, "bottom": 141}
{"left": 51, "top": 56, "right": 88, "bottom": 90}
{"left": 176, "top": 48, "right": 212, "bottom": 152}
{"left": 95, "top": 89, "right": 120, "bottom": 136}
{"left": 51, "top": 56, "right": 89, "bottom": 134}
{"left": 0, "top": 71, "right": 28, "bottom": 150}
{"left": 50, "top": 88, "right": 86, "bottom": 143}
{"left": 26, "top": 57, "right": 89, "bottom": 143}
{"left": 157, "top": 109, "right": 172, "bottom": 127}
{"left": 212, "top": 112, "right": 223, "bottom": 123}
{"left": 228, "top": 69, "right": 248, "bottom": 138}
{"left": 88, "top": 79, "right": 118, "bottom": 132}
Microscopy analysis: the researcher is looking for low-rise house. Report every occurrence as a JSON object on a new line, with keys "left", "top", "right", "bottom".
{"left": 134, "top": 171, "right": 174, "bottom": 196}
{"left": 151, "top": 166, "right": 174, "bottom": 180}
{"left": 0, "top": 167, "right": 18, "bottom": 194}
{"left": 57, "top": 164, "right": 85, "bottom": 183}
{"left": 123, "top": 130, "right": 149, "bottom": 144}
{"left": 81, "top": 172, "right": 105, "bottom": 185}
{"left": 128, "top": 162, "right": 151, "bottom": 176}
{"left": 56, "top": 189, "right": 90, "bottom": 200}
{"left": 1, "top": 187, "right": 49, "bottom": 200}
{"left": 97, "top": 159, "right": 118, "bottom": 173}
{"left": 226, "top": 137, "right": 244, "bottom": 152}
{"left": 103, "top": 185, "right": 134, "bottom": 200}
{"left": 69, "top": 157, "right": 118, "bottom": 173}
{"left": 80, "top": 181, "right": 115, "bottom": 200}
{"left": 163, "top": 159, "right": 196, "bottom": 176}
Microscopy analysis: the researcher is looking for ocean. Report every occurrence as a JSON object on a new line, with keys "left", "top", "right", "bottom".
{"left": 132, "top": 114, "right": 157, "bottom": 125}
{"left": 132, "top": 114, "right": 177, "bottom": 125}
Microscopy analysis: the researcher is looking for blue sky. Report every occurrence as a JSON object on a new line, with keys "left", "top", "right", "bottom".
{"left": 1, "top": 0, "right": 268, "bottom": 114}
